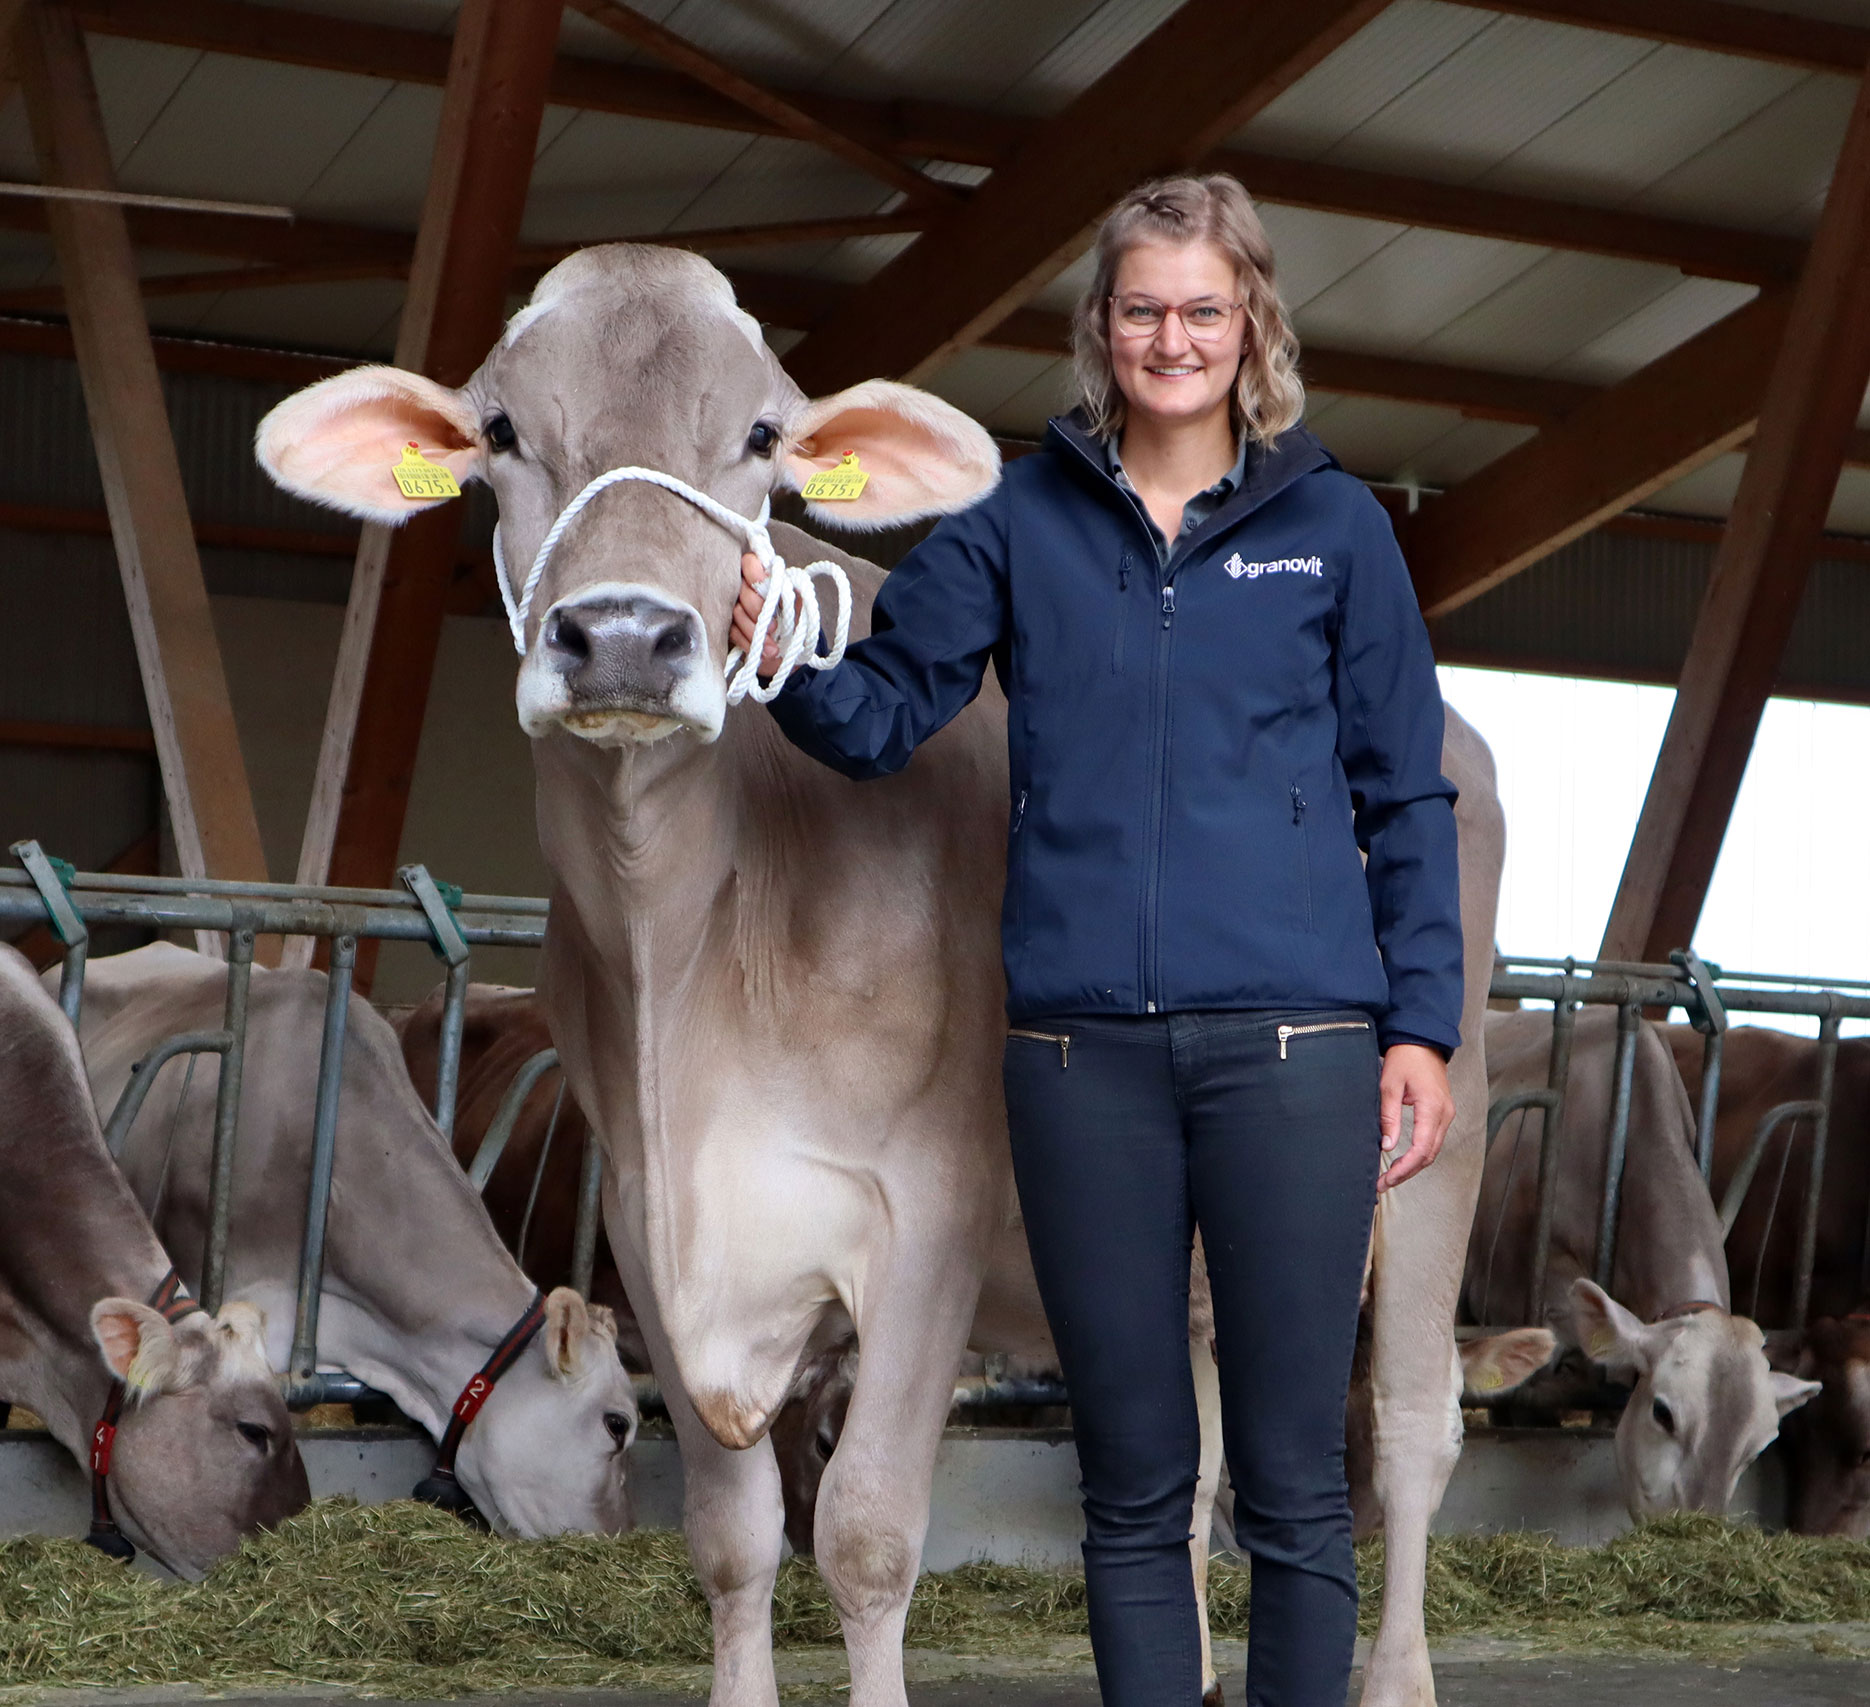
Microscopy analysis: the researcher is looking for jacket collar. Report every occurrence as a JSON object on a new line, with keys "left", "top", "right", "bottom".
{"left": 1044, "top": 409, "right": 1337, "bottom": 563}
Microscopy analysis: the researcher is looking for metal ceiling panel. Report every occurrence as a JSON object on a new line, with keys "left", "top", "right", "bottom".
{"left": 660, "top": 0, "right": 898, "bottom": 86}
{"left": 987, "top": 356, "right": 1077, "bottom": 439}
{"left": 921, "top": 345, "right": 1062, "bottom": 429}
{"left": 817, "top": 0, "right": 1099, "bottom": 106}
{"left": 522, "top": 111, "right": 755, "bottom": 245}
{"left": 1236, "top": 0, "right": 1497, "bottom": 162}
{"left": 1399, "top": 416, "right": 1539, "bottom": 486}
{"left": 87, "top": 36, "right": 200, "bottom": 171}
{"left": 1004, "top": 0, "right": 1185, "bottom": 116}
{"left": 1480, "top": 45, "right": 1805, "bottom": 205}
{"left": 1292, "top": 227, "right": 1545, "bottom": 353}
{"left": 1414, "top": 250, "right": 1686, "bottom": 376}
{"left": 114, "top": 56, "right": 396, "bottom": 206}
{"left": 1546, "top": 277, "right": 1757, "bottom": 385}
{"left": 660, "top": 134, "right": 894, "bottom": 231}
{"left": 1253, "top": 203, "right": 1410, "bottom": 313}
{"left": 294, "top": 81, "right": 442, "bottom": 226}
{"left": 1634, "top": 73, "right": 1854, "bottom": 236}
{"left": 1304, "top": 393, "right": 1472, "bottom": 480}
{"left": 1324, "top": 15, "right": 1655, "bottom": 186}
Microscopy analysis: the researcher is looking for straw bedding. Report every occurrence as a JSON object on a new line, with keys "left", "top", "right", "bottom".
{"left": 2, "top": 1502, "right": 1866, "bottom": 1692}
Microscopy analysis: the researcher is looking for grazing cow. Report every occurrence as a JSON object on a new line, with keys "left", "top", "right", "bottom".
{"left": 68, "top": 944, "right": 636, "bottom": 1538}
{"left": 398, "top": 983, "right": 648, "bottom": 1370}
{"left": 1467, "top": 1007, "right": 1818, "bottom": 1518}
{"left": 1667, "top": 1025, "right": 1870, "bottom": 1534}
{"left": 0, "top": 944, "right": 308, "bottom": 1574}
{"left": 256, "top": 243, "right": 1505, "bottom": 1707}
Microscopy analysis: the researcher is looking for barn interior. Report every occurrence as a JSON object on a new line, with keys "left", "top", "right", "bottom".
{"left": 1, "top": 0, "right": 1866, "bottom": 1002}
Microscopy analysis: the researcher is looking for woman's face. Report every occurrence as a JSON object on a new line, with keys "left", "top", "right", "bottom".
{"left": 1107, "top": 237, "right": 1247, "bottom": 433}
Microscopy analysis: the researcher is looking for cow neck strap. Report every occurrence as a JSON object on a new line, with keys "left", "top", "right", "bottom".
{"left": 491, "top": 466, "right": 851, "bottom": 704}
{"left": 416, "top": 1290, "right": 548, "bottom": 1504}
{"left": 1651, "top": 1300, "right": 1724, "bottom": 1323}
{"left": 87, "top": 1269, "right": 203, "bottom": 1562}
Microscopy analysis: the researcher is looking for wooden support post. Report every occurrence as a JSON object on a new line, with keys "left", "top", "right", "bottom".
{"left": 17, "top": 0, "right": 270, "bottom": 945}
{"left": 292, "top": 0, "right": 558, "bottom": 985}
{"left": 1600, "top": 67, "right": 1870, "bottom": 966}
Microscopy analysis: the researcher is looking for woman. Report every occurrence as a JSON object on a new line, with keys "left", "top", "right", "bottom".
{"left": 731, "top": 175, "right": 1462, "bottom": 1707}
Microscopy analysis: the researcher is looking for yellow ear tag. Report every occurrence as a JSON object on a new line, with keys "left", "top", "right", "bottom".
{"left": 391, "top": 441, "right": 462, "bottom": 501}
{"left": 800, "top": 450, "right": 869, "bottom": 503}
{"left": 1589, "top": 1330, "right": 1615, "bottom": 1358}
{"left": 1473, "top": 1367, "right": 1505, "bottom": 1392}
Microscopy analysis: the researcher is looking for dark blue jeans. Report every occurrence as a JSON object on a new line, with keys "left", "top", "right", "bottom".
{"left": 1003, "top": 1009, "right": 1382, "bottom": 1707}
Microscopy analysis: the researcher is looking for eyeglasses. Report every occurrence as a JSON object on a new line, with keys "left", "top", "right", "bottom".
{"left": 1108, "top": 294, "right": 1243, "bottom": 341}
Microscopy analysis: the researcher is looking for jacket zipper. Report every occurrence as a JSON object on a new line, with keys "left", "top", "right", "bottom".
{"left": 1007, "top": 1028, "right": 1070, "bottom": 1068}
{"left": 1277, "top": 1019, "right": 1368, "bottom": 1060}
{"left": 1291, "top": 785, "right": 1312, "bottom": 931}
{"left": 1140, "top": 573, "right": 1175, "bottom": 1011}
{"left": 1112, "top": 554, "right": 1131, "bottom": 673}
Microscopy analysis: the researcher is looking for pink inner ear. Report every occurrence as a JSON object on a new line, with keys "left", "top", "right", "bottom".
{"left": 93, "top": 1309, "right": 143, "bottom": 1379}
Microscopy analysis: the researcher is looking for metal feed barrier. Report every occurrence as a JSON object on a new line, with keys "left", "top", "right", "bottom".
{"left": 9, "top": 841, "right": 1868, "bottom": 1417}
{"left": 1480, "top": 952, "right": 1870, "bottom": 1335}
{"left": 0, "top": 840, "right": 599, "bottom": 1411}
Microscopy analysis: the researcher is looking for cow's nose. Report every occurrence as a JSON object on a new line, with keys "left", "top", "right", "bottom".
{"left": 543, "top": 594, "right": 701, "bottom": 705}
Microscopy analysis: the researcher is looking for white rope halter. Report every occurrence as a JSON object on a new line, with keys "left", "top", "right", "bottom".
{"left": 492, "top": 465, "right": 850, "bottom": 706}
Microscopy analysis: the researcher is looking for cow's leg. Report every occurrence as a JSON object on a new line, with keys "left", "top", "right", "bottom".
{"left": 1360, "top": 1071, "right": 1487, "bottom": 1707}
{"left": 609, "top": 1224, "right": 787, "bottom": 1707}
{"left": 1190, "top": 1330, "right": 1226, "bottom": 1707}
{"left": 812, "top": 1232, "right": 985, "bottom": 1707}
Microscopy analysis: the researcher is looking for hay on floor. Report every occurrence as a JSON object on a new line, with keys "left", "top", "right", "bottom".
{"left": 2, "top": 1502, "right": 1867, "bottom": 1692}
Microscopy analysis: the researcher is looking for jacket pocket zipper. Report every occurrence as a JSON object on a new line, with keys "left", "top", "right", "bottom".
{"left": 1277, "top": 1019, "right": 1368, "bottom": 1061}
{"left": 1008, "top": 1028, "right": 1070, "bottom": 1068}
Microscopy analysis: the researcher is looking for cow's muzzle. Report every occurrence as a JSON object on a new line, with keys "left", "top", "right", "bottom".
{"left": 517, "top": 583, "right": 725, "bottom": 743}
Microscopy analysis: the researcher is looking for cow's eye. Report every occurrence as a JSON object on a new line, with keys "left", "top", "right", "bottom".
{"left": 486, "top": 413, "right": 518, "bottom": 452}
{"left": 602, "top": 1410, "right": 632, "bottom": 1443}
{"left": 747, "top": 420, "right": 779, "bottom": 457}
{"left": 1651, "top": 1397, "right": 1676, "bottom": 1435}
{"left": 236, "top": 1421, "right": 272, "bottom": 1451}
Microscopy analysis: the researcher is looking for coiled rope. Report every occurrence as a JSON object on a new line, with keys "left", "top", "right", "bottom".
{"left": 492, "top": 465, "right": 850, "bottom": 705}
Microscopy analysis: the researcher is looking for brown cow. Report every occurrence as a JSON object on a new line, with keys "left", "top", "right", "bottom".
{"left": 1668, "top": 1024, "right": 1870, "bottom": 1534}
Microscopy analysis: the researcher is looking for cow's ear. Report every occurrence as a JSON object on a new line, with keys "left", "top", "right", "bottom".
{"left": 91, "top": 1299, "right": 196, "bottom": 1398}
{"left": 542, "top": 1286, "right": 595, "bottom": 1382}
{"left": 256, "top": 365, "right": 482, "bottom": 525}
{"left": 783, "top": 378, "right": 1000, "bottom": 530}
{"left": 1570, "top": 1279, "right": 1660, "bottom": 1382}
{"left": 1771, "top": 1370, "right": 1823, "bottom": 1417}
{"left": 1459, "top": 1326, "right": 1556, "bottom": 1400}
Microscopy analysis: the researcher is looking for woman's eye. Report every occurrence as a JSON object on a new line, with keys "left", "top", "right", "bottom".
{"left": 486, "top": 414, "right": 517, "bottom": 452}
{"left": 747, "top": 421, "right": 779, "bottom": 457}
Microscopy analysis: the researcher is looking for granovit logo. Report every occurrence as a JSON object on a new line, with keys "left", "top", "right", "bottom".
{"left": 1223, "top": 552, "right": 1324, "bottom": 581}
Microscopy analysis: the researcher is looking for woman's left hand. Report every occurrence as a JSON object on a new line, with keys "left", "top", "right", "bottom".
{"left": 1377, "top": 1044, "right": 1455, "bottom": 1192}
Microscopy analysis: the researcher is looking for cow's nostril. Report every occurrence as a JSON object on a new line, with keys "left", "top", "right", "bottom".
{"left": 547, "top": 608, "right": 591, "bottom": 665}
{"left": 651, "top": 620, "right": 692, "bottom": 660}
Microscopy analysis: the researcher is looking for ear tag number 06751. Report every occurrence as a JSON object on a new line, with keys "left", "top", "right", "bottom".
{"left": 392, "top": 441, "right": 462, "bottom": 500}
{"left": 800, "top": 451, "right": 868, "bottom": 502}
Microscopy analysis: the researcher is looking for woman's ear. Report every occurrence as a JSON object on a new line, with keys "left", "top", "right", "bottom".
{"left": 781, "top": 378, "right": 1000, "bottom": 530}
{"left": 256, "top": 365, "right": 483, "bottom": 524}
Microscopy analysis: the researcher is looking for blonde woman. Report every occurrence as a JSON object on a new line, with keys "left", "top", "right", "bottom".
{"left": 732, "top": 175, "right": 1461, "bottom": 1707}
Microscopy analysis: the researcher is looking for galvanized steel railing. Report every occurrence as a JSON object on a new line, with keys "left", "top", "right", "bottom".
{"left": 1483, "top": 952, "right": 1870, "bottom": 1333}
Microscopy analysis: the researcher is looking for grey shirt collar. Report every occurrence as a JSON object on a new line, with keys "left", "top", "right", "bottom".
{"left": 1105, "top": 431, "right": 1252, "bottom": 568}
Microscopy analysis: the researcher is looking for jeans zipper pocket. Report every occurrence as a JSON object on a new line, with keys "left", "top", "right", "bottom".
{"left": 1276, "top": 1019, "right": 1368, "bottom": 1061}
{"left": 1007, "top": 1028, "right": 1070, "bottom": 1068}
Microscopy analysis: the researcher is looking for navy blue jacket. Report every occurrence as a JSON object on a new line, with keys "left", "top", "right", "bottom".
{"left": 770, "top": 414, "right": 1465, "bottom": 1054}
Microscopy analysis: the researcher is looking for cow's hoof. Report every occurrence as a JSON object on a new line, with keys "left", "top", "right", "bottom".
{"left": 1202, "top": 1685, "right": 1224, "bottom": 1707}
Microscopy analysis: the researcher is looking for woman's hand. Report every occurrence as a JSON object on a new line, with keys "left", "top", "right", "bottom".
{"left": 730, "top": 551, "right": 798, "bottom": 679}
{"left": 1377, "top": 1044, "right": 1454, "bottom": 1192}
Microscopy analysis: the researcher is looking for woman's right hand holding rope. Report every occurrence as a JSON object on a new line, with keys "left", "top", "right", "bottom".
{"left": 732, "top": 551, "right": 796, "bottom": 681}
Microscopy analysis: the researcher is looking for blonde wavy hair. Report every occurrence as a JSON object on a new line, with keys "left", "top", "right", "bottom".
{"left": 1071, "top": 174, "right": 1304, "bottom": 446}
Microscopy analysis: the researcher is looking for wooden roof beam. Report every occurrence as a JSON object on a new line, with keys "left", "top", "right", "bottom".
{"left": 781, "top": 0, "right": 1395, "bottom": 394}
{"left": 1400, "top": 288, "right": 1794, "bottom": 617}
{"left": 17, "top": 0, "right": 270, "bottom": 925}
{"left": 1600, "top": 61, "right": 1870, "bottom": 969}
{"left": 565, "top": 0, "right": 961, "bottom": 211}
{"left": 294, "top": 0, "right": 562, "bottom": 988}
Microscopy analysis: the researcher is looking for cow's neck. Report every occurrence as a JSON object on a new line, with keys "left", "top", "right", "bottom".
{"left": 0, "top": 1089, "right": 170, "bottom": 1456}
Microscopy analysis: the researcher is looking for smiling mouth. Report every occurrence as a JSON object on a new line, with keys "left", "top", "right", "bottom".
{"left": 1146, "top": 364, "right": 1203, "bottom": 377}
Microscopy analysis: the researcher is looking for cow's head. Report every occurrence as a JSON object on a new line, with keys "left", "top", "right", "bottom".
{"left": 90, "top": 1297, "right": 309, "bottom": 1577}
{"left": 1774, "top": 1312, "right": 1870, "bottom": 1536}
{"left": 452, "top": 1287, "right": 636, "bottom": 1538}
{"left": 255, "top": 245, "right": 1000, "bottom": 747}
{"left": 1572, "top": 1279, "right": 1819, "bottom": 1519}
